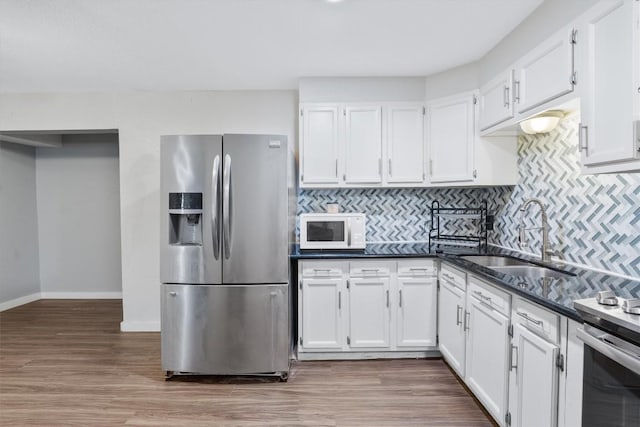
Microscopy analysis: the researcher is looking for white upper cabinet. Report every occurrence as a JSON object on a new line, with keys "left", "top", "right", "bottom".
{"left": 344, "top": 105, "right": 383, "bottom": 184}
{"left": 514, "top": 26, "right": 577, "bottom": 114}
{"left": 299, "top": 102, "right": 425, "bottom": 188}
{"left": 299, "top": 104, "right": 340, "bottom": 185}
{"left": 386, "top": 104, "right": 425, "bottom": 184}
{"left": 427, "top": 92, "right": 476, "bottom": 183}
{"left": 479, "top": 70, "right": 514, "bottom": 131}
{"left": 580, "top": 0, "right": 640, "bottom": 170}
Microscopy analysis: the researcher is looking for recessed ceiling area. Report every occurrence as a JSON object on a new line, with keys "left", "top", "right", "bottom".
{"left": 0, "top": 0, "right": 543, "bottom": 92}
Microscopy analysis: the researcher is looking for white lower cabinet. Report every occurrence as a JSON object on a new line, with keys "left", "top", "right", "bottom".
{"left": 465, "top": 277, "right": 511, "bottom": 426}
{"left": 558, "top": 319, "right": 584, "bottom": 427}
{"left": 299, "top": 261, "right": 348, "bottom": 351}
{"left": 507, "top": 297, "right": 561, "bottom": 427}
{"left": 438, "top": 262, "right": 585, "bottom": 427}
{"left": 508, "top": 323, "right": 559, "bottom": 427}
{"left": 298, "top": 259, "right": 437, "bottom": 359}
{"left": 396, "top": 275, "right": 437, "bottom": 348}
{"left": 348, "top": 276, "right": 390, "bottom": 348}
{"left": 438, "top": 264, "right": 467, "bottom": 377}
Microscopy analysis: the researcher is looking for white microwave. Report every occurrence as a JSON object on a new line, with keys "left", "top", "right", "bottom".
{"left": 299, "top": 213, "right": 366, "bottom": 250}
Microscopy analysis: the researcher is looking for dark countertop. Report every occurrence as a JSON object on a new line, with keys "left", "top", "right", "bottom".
{"left": 291, "top": 243, "right": 640, "bottom": 322}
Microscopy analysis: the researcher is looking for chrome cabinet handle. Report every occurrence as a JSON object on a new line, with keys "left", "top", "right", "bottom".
{"left": 579, "top": 124, "right": 589, "bottom": 154}
{"left": 338, "top": 291, "right": 341, "bottom": 310}
{"left": 464, "top": 311, "right": 470, "bottom": 331}
{"left": 378, "top": 158, "right": 382, "bottom": 176}
{"left": 347, "top": 221, "right": 352, "bottom": 247}
{"left": 514, "top": 80, "right": 521, "bottom": 103}
{"left": 335, "top": 159, "right": 338, "bottom": 178}
{"left": 211, "top": 155, "right": 220, "bottom": 260}
{"left": 399, "top": 290, "right": 403, "bottom": 307}
{"left": 442, "top": 272, "right": 455, "bottom": 282}
{"left": 517, "top": 311, "right": 543, "bottom": 327}
{"left": 503, "top": 85, "right": 510, "bottom": 107}
{"left": 473, "top": 290, "right": 492, "bottom": 306}
{"left": 169, "top": 291, "right": 177, "bottom": 297}
{"left": 386, "top": 290, "right": 389, "bottom": 308}
{"left": 456, "top": 305, "right": 462, "bottom": 326}
{"left": 388, "top": 158, "right": 392, "bottom": 177}
{"left": 223, "top": 154, "right": 232, "bottom": 259}
{"left": 510, "top": 344, "right": 518, "bottom": 371}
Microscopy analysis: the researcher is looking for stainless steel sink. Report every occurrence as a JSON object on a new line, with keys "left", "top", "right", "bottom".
{"left": 488, "top": 265, "right": 574, "bottom": 279}
{"left": 460, "top": 255, "right": 536, "bottom": 267}
{"left": 460, "top": 255, "right": 575, "bottom": 279}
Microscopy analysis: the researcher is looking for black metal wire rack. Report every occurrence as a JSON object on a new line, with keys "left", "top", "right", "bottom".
{"left": 428, "top": 200, "right": 490, "bottom": 254}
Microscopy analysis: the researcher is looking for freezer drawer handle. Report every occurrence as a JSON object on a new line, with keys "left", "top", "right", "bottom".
{"left": 223, "top": 154, "right": 232, "bottom": 259}
{"left": 211, "top": 155, "right": 221, "bottom": 260}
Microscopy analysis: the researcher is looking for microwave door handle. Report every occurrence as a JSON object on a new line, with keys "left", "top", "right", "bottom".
{"left": 211, "top": 155, "right": 220, "bottom": 260}
{"left": 223, "top": 154, "right": 232, "bottom": 259}
{"left": 347, "top": 220, "right": 352, "bottom": 247}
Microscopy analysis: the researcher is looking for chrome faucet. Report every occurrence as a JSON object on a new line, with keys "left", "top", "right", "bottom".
{"left": 518, "top": 198, "right": 553, "bottom": 262}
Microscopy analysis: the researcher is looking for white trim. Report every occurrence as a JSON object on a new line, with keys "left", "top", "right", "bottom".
{"left": 297, "top": 350, "right": 440, "bottom": 361}
{"left": 0, "top": 293, "right": 41, "bottom": 312}
{"left": 489, "top": 244, "right": 640, "bottom": 282}
{"left": 39, "top": 292, "right": 122, "bottom": 299}
{"left": 120, "top": 320, "right": 161, "bottom": 332}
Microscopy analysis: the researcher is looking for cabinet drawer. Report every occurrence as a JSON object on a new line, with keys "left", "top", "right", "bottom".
{"left": 349, "top": 261, "right": 393, "bottom": 277}
{"left": 397, "top": 260, "right": 436, "bottom": 277}
{"left": 440, "top": 263, "right": 466, "bottom": 290}
{"left": 468, "top": 275, "right": 510, "bottom": 316}
{"left": 513, "top": 297, "right": 560, "bottom": 344}
{"left": 301, "top": 261, "right": 347, "bottom": 278}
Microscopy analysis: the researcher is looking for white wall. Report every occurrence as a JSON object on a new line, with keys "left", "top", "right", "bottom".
{"left": 300, "top": 77, "right": 426, "bottom": 102}
{"left": 0, "top": 90, "right": 298, "bottom": 330}
{"left": 36, "top": 134, "right": 122, "bottom": 296}
{"left": 0, "top": 142, "right": 41, "bottom": 308}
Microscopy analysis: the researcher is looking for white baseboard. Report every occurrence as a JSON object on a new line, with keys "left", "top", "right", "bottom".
{"left": 120, "top": 320, "right": 161, "bottom": 332}
{"left": 0, "top": 292, "right": 123, "bottom": 312}
{"left": 40, "top": 291, "right": 123, "bottom": 299}
{"left": 297, "top": 350, "right": 441, "bottom": 361}
{"left": 0, "top": 293, "right": 41, "bottom": 312}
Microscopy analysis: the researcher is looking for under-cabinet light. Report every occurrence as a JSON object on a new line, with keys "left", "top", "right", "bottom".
{"left": 519, "top": 110, "right": 564, "bottom": 135}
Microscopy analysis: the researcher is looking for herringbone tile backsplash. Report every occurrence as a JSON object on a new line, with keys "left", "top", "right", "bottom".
{"left": 298, "top": 114, "right": 640, "bottom": 278}
{"left": 490, "top": 113, "right": 640, "bottom": 279}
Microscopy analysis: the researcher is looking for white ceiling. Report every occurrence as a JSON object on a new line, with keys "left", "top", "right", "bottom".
{"left": 0, "top": 0, "right": 544, "bottom": 93}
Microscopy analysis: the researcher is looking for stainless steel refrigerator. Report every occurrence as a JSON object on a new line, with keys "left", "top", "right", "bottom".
{"left": 160, "top": 134, "right": 292, "bottom": 379}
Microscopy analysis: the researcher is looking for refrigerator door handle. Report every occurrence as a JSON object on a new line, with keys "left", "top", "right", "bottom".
{"left": 223, "top": 154, "right": 232, "bottom": 259}
{"left": 211, "top": 155, "right": 221, "bottom": 260}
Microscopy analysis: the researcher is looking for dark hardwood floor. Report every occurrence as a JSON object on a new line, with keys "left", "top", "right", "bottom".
{"left": 0, "top": 300, "right": 495, "bottom": 426}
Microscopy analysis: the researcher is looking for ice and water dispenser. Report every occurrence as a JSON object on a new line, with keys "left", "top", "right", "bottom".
{"left": 168, "top": 192, "right": 203, "bottom": 246}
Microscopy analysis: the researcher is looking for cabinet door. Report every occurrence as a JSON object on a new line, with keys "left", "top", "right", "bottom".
{"left": 300, "top": 277, "right": 345, "bottom": 350}
{"left": 427, "top": 93, "right": 475, "bottom": 183}
{"left": 437, "top": 279, "right": 467, "bottom": 377}
{"left": 386, "top": 104, "right": 425, "bottom": 184}
{"left": 581, "top": 0, "right": 639, "bottom": 166}
{"left": 479, "top": 70, "right": 514, "bottom": 131}
{"left": 300, "top": 105, "right": 340, "bottom": 185}
{"left": 348, "top": 277, "right": 390, "bottom": 348}
{"left": 508, "top": 323, "right": 560, "bottom": 427}
{"left": 344, "top": 105, "right": 383, "bottom": 184}
{"left": 396, "top": 276, "right": 437, "bottom": 348}
{"left": 515, "top": 27, "right": 575, "bottom": 114}
{"left": 465, "top": 296, "right": 510, "bottom": 425}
